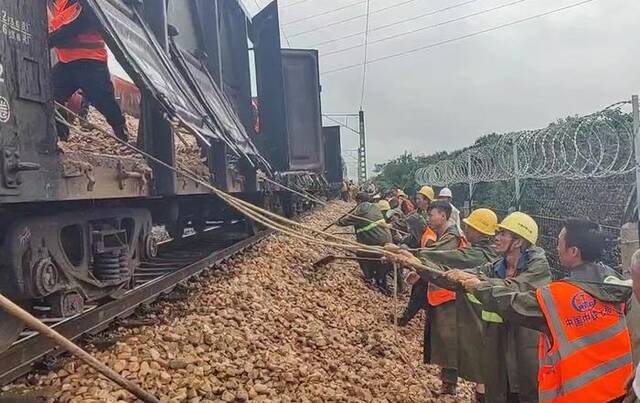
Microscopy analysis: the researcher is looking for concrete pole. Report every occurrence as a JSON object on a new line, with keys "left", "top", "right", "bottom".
{"left": 633, "top": 95, "right": 640, "bottom": 240}
{"left": 358, "top": 110, "right": 367, "bottom": 185}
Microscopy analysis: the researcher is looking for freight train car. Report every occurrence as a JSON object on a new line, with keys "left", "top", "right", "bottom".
{"left": 0, "top": 0, "right": 331, "bottom": 351}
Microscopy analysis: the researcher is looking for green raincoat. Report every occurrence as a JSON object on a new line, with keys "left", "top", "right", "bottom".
{"left": 418, "top": 237, "right": 498, "bottom": 383}
{"left": 470, "top": 246, "right": 552, "bottom": 403}
{"left": 474, "top": 261, "right": 631, "bottom": 403}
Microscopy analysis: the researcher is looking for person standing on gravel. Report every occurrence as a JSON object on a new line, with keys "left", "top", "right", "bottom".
{"left": 444, "top": 212, "right": 551, "bottom": 403}
{"left": 438, "top": 187, "right": 462, "bottom": 234}
{"left": 393, "top": 201, "right": 469, "bottom": 396}
{"left": 336, "top": 192, "right": 392, "bottom": 293}
{"left": 393, "top": 208, "right": 499, "bottom": 400}
{"left": 405, "top": 186, "right": 434, "bottom": 248}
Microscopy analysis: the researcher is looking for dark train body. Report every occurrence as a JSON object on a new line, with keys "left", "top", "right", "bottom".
{"left": 0, "top": 0, "right": 343, "bottom": 350}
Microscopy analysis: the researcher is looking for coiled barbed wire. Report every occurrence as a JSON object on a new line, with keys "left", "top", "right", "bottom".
{"left": 416, "top": 101, "right": 635, "bottom": 185}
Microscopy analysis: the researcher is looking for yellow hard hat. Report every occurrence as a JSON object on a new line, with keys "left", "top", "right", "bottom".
{"left": 417, "top": 186, "right": 435, "bottom": 201}
{"left": 463, "top": 208, "right": 498, "bottom": 236}
{"left": 498, "top": 211, "right": 538, "bottom": 245}
{"left": 377, "top": 200, "right": 391, "bottom": 211}
{"left": 397, "top": 190, "right": 408, "bottom": 198}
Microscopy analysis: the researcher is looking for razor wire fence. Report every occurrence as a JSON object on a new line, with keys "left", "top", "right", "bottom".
{"left": 415, "top": 97, "right": 639, "bottom": 276}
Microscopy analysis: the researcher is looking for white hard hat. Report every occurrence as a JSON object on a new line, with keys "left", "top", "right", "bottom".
{"left": 439, "top": 187, "right": 453, "bottom": 198}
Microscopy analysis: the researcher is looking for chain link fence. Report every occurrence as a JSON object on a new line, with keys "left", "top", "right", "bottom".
{"left": 416, "top": 99, "right": 638, "bottom": 278}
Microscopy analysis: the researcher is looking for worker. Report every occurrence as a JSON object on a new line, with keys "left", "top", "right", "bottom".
{"left": 405, "top": 186, "right": 434, "bottom": 248}
{"left": 397, "top": 190, "right": 416, "bottom": 215}
{"left": 451, "top": 219, "right": 633, "bottom": 403}
{"left": 337, "top": 192, "right": 392, "bottom": 293}
{"left": 391, "top": 208, "right": 499, "bottom": 398}
{"left": 48, "top": 0, "right": 129, "bottom": 142}
{"left": 627, "top": 250, "right": 640, "bottom": 403}
{"left": 340, "top": 180, "right": 349, "bottom": 201}
{"left": 438, "top": 187, "right": 462, "bottom": 233}
{"left": 394, "top": 201, "right": 468, "bottom": 395}
{"left": 444, "top": 212, "right": 552, "bottom": 402}
{"left": 384, "top": 189, "right": 397, "bottom": 201}
{"left": 348, "top": 180, "right": 358, "bottom": 201}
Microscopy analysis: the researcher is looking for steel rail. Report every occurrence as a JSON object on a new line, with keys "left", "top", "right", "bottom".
{"left": 0, "top": 228, "right": 273, "bottom": 386}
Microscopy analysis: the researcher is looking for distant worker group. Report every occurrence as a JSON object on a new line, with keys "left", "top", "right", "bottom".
{"left": 337, "top": 183, "right": 637, "bottom": 403}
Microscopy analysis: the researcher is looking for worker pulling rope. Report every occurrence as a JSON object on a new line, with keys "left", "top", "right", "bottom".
{"left": 29, "top": 103, "right": 460, "bottom": 399}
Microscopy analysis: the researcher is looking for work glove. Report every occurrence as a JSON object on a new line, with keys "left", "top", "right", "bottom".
{"left": 444, "top": 269, "right": 476, "bottom": 283}
{"left": 403, "top": 270, "right": 420, "bottom": 286}
{"left": 461, "top": 277, "right": 483, "bottom": 292}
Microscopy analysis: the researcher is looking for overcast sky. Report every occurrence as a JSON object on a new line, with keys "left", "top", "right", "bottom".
{"left": 243, "top": 0, "right": 640, "bottom": 178}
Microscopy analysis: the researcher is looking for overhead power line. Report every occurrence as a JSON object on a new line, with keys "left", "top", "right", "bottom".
{"left": 288, "top": 0, "right": 421, "bottom": 37}
{"left": 323, "top": 115, "right": 360, "bottom": 135}
{"left": 308, "top": 0, "right": 481, "bottom": 47}
{"left": 281, "top": 0, "right": 313, "bottom": 8}
{"left": 322, "top": 0, "right": 530, "bottom": 57}
{"left": 321, "top": 0, "right": 597, "bottom": 75}
{"left": 360, "top": 0, "right": 372, "bottom": 109}
{"left": 283, "top": 0, "right": 368, "bottom": 26}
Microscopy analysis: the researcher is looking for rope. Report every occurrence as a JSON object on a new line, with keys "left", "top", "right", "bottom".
{"left": 258, "top": 173, "right": 410, "bottom": 236}
{"left": 54, "top": 103, "right": 446, "bottom": 281}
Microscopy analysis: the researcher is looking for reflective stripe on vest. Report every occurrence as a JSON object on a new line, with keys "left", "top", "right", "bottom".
{"left": 49, "top": 0, "right": 81, "bottom": 32}
{"left": 420, "top": 227, "right": 437, "bottom": 248}
{"left": 536, "top": 282, "right": 632, "bottom": 402}
{"left": 356, "top": 219, "right": 385, "bottom": 234}
{"left": 49, "top": 0, "right": 108, "bottom": 63}
{"left": 466, "top": 293, "right": 504, "bottom": 323}
{"left": 426, "top": 234, "right": 470, "bottom": 306}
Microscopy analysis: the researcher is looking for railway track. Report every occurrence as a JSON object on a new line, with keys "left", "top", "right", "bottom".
{"left": 0, "top": 224, "right": 273, "bottom": 386}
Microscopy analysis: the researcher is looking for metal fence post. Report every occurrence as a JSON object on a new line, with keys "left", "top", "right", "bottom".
{"left": 512, "top": 141, "right": 520, "bottom": 210}
{"left": 633, "top": 95, "right": 640, "bottom": 240}
{"left": 467, "top": 153, "right": 474, "bottom": 211}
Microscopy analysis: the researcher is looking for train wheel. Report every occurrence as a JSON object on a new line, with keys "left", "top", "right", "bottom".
{"left": 0, "top": 308, "right": 24, "bottom": 353}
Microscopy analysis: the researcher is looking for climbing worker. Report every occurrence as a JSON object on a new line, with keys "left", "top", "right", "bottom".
{"left": 452, "top": 219, "right": 633, "bottom": 403}
{"left": 390, "top": 208, "right": 498, "bottom": 398}
{"left": 397, "top": 190, "right": 416, "bottom": 215}
{"left": 337, "top": 192, "right": 392, "bottom": 293}
{"left": 48, "top": 0, "right": 129, "bottom": 142}
{"left": 444, "top": 211, "right": 552, "bottom": 402}
{"left": 405, "top": 186, "right": 434, "bottom": 248}
{"left": 438, "top": 187, "right": 462, "bottom": 233}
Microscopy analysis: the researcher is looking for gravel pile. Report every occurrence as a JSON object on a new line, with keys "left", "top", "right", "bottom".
{"left": 4, "top": 201, "right": 473, "bottom": 402}
{"left": 59, "top": 108, "right": 210, "bottom": 182}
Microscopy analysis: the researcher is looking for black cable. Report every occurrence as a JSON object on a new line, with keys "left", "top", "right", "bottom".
{"left": 281, "top": 0, "right": 313, "bottom": 8}
{"left": 288, "top": 0, "right": 420, "bottom": 37}
{"left": 323, "top": 115, "right": 360, "bottom": 135}
{"left": 359, "top": 0, "right": 371, "bottom": 109}
{"left": 321, "top": 0, "right": 597, "bottom": 75}
{"left": 307, "top": 0, "right": 481, "bottom": 46}
{"left": 283, "top": 0, "right": 368, "bottom": 26}
{"left": 322, "top": 0, "right": 529, "bottom": 58}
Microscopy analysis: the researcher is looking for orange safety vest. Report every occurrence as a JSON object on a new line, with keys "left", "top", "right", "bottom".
{"left": 49, "top": 0, "right": 108, "bottom": 64}
{"left": 422, "top": 228, "right": 470, "bottom": 306}
{"left": 536, "top": 282, "right": 632, "bottom": 403}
